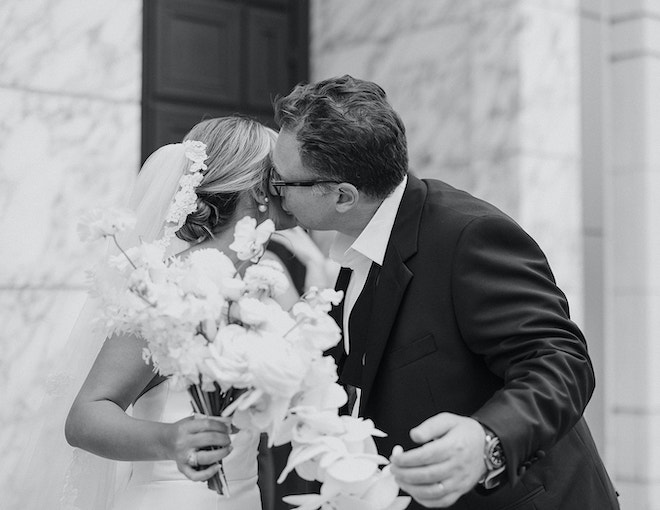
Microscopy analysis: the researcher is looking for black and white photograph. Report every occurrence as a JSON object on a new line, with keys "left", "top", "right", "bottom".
{"left": 0, "top": 1, "right": 656, "bottom": 509}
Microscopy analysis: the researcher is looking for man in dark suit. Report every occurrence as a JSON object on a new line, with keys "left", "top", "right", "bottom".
{"left": 270, "top": 75, "right": 619, "bottom": 509}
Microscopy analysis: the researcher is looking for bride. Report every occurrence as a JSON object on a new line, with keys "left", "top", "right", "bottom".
{"left": 19, "top": 116, "right": 325, "bottom": 510}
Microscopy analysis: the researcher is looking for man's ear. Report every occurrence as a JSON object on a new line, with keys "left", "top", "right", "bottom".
{"left": 334, "top": 183, "right": 360, "bottom": 213}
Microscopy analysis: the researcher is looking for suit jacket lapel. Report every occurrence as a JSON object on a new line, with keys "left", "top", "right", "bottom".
{"left": 358, "top": 176, "right": 427, "bottom": 411}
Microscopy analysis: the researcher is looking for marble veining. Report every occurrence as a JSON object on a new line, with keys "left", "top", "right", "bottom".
{"left": 313, "top": 21, "right": 472, "bottom": 177}
{"left": 311, "top": 0, "right": 470, "bottom": 54}
{"left": 468, "top": 2, "right": 523, "bottom": 161}
{"left": 518, "top": 154, "right": 583, "bottom": 312}
{"left": 0, "top": 0, "right": 141, "bottom": 100}
{"left": 311, "top": 0, "right": 583, "bottom": 324}
{"left": 519, "top": 3, "right": 580, "bottom": 157}
{"left": 0, "top": 89, "right": 140, "bottom": 288}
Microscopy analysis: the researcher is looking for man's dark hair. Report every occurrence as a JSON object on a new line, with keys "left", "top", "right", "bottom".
{"left": 273, "top": 75, "right": 408, "bottom": 199}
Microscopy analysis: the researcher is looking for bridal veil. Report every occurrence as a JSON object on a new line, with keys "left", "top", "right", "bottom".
{"left": 15, "top": 144, "right": 191, "bottom": 509}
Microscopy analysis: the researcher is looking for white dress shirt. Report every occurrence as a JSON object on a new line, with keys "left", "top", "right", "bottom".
{"left": 329, "top": 175, "right": 408, "bottom": 415}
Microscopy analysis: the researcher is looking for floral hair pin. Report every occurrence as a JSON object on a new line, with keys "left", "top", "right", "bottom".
{"left": 162, "top": 140, "right": 209, "bottom": 242}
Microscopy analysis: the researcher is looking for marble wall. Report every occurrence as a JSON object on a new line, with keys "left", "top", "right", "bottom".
{"left": 311, "top": 0, "right": 584, "bottom": 322}
{"left": 0, "top": 0, "right": 142, "bottom": 502}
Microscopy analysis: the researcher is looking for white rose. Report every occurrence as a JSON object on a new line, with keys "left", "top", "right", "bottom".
{"left": 243, "top": 260, "right": 290, "bottom": 298}
{"left": 205, "top": 342, "right": 252, "bottom": 391}
{"left": 248, "top": 335, "right": 307, "bottom": 397}
{"left": 179, "top": 267, "right": 225, "bottom": 302}
{"left": 236, "top": 297, "right": 272, "bottom": 326}
{"left": 221, "top": 277, "right": 246, "bottom": 301}
{"left": 185, "top": 249, "right": 236, "bottom": 283}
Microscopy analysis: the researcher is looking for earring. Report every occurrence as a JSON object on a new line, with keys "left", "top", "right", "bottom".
{"left": 258, "top": 197, "right": 269, "bottom": 213}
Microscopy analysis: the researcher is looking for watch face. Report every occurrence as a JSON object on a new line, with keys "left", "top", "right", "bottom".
{"left": 489, "top": 445, "right": 505, "bottom": 468}
{"left": 486, "top": 438, "right": 505, "bottom": 469}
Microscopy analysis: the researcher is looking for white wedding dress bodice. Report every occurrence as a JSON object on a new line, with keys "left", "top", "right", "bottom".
{"left": 110, "top": 381, "right": 261, "bottom": 510}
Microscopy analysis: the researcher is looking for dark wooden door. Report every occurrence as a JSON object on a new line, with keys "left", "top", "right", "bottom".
{"left": 142, "top": 0, "right": 309, "bottom": 162}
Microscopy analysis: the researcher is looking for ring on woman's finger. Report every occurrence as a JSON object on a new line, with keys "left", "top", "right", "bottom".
{"left": 186, "top": 449, "right": 199, "bottom": 468}
{"left": 435, "top": 481, "right": 444, "bottom": 493}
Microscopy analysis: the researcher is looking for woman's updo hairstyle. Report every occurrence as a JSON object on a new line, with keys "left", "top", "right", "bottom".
{"left": 176, "top": 116, "right": 277, "bottom": 243}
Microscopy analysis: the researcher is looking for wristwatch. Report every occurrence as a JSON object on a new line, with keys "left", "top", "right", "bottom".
{"left": 483, "top": 428, "right": 506, "bottom": 471}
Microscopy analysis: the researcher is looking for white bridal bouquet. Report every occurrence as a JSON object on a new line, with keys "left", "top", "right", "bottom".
{"left": 78, "top": 210, "right": 410, "bottom": 510}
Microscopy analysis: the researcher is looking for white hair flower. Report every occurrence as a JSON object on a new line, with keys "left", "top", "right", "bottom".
{"left": 163, "top": 140, "right": 209, "bottom": 237}
{"left": 183, "top": 140, "right": 209, "bottom": 171}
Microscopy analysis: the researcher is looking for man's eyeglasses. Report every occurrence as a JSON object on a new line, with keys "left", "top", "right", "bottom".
{"left": 268, "top": 167, "right": 342, "bottom": 197}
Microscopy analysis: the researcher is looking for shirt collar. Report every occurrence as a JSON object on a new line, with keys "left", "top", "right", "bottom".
{"left": 330, "top": 175, "right": 408, "bottom": 268}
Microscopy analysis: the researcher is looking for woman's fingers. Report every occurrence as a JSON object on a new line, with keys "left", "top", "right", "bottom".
{"left": 171, "top": 415, "right": 235, "bottom": 482}
{"left": 188, "top": 416, "right": 230, "bottom": 434}
{"left": 189, "top": 431, "right": 231, "bottom": 449}
{"left": 195, "top": 445, "right": 233, "bottom": 466}
{"left": 179, "top": 461, "right": 224, "bottom": 482}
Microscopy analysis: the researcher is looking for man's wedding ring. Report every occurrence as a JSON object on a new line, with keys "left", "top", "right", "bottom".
{"left": 186, "top": 449, "right": 199, "bottom": 468}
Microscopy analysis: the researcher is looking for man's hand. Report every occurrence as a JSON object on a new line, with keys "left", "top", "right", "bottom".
{"left": 389, "top": 413, "right": 487, "bottom": 508}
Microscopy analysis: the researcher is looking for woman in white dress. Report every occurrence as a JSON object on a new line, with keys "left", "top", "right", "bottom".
{"left": 60, "top": 116, "right": 302, "bottom": 510}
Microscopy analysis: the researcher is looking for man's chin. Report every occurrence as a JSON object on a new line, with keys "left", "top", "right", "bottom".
{"left": 276, "top": 214, "right": 298, "bottom": 231}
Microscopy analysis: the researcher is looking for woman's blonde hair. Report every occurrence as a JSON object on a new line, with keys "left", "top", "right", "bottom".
{"left": 177, "top": 116, "right": 277, "bottom": 243}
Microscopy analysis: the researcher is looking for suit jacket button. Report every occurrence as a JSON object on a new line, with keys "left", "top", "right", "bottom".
{"left": 536, "top": 450, "right": 546, "bottom": 459}
{"left": 517, "top": 466, "right": 527, "bottom": 476}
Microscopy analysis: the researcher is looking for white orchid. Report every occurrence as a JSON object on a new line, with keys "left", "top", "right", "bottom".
{"left": 300, "top": 286, "right": 344, "bottom": 313}
{"left": 229, "top": 216, "right": 275, "bottom": 262}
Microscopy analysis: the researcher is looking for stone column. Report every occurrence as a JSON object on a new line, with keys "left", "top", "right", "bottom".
{"left": 606, "top": 0, "right": 660, "bottom": 507}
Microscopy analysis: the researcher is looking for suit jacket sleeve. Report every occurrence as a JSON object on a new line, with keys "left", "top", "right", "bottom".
{"left": 451, "top": 214, "right": 595, "bottom": 486}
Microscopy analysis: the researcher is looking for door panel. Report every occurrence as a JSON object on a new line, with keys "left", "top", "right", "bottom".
{"left": 143, "top": 0, "right": 309, "bottom": 161}
{"left": 146, "top": 100, "right": 234, "bottom": 149}
{"left": 247, "top": 9, "right": 289, "bottom": 109}
{"left": 153, "top": 0, "right": 241, "bottom": 104}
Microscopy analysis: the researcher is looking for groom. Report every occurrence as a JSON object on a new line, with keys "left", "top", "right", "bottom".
{"left": 270, "top": 75, "right": 619, "bottom": 509}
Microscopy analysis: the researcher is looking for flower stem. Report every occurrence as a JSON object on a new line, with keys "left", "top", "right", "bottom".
{"left": 283, "top": 317, "right": 306, "bottom": 339}
{"left": 111, "top": 234, "right": 138, "bottom": 269}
